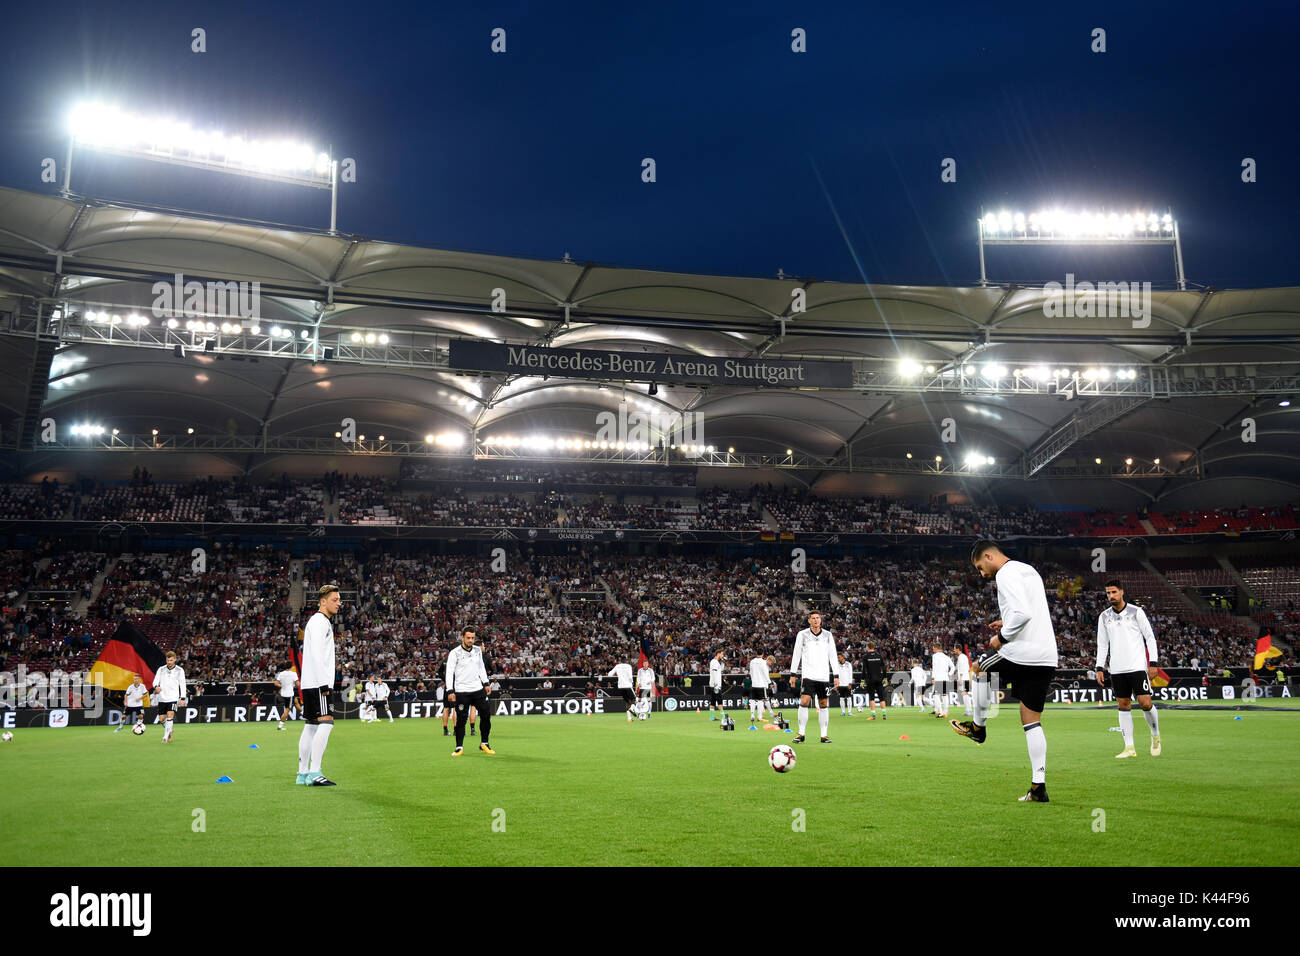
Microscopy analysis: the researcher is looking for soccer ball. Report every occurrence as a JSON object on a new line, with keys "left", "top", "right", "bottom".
{"left": 131, "top": 722, "right": 146, "bottom": 736}
{"left": 768, "top": 744, "right": 796, "bottom": 773}
{"left": 1, "top": 731, "right": 12, "bottom": 742}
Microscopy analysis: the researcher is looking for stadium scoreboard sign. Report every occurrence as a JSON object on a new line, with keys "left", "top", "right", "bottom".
{"left": 449, "top": 340, "right": 854, "bottom": 388}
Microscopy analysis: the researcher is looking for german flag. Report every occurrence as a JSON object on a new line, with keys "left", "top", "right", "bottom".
{"left": 88, "top": 621, "right": 166, "bottom": 691}
{"left": 1254, "top": 631, "right": 1283, "bottom": 671}
{"left": 1151, "top": 667, "right": 1171, "bottom": 688}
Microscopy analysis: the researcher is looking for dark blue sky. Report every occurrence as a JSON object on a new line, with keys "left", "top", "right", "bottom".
{"left": 2, "top": 0, "right": 1296, "bottom": 287}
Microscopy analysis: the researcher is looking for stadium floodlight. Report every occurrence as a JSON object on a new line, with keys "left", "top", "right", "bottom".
{"left": 898, "top": 359, "right": 924, "bottom": 378}
{"left": 63, "top": 101, "right": 342, "bottom": 233}
{"left": 978, "top": 206, "right": 1186, "bottom": 290}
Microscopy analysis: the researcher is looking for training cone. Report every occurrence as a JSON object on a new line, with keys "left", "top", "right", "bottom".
{"left": 898, "top": 735, "right": 911, "bottom": 741}
{"left": 216, "top": 775, "right": 234, "bottom": 783}
{"left": 1234, "top": 716, "right": 1243, "bottom": 720}
{"left": 248, "top": 744, "right": 259, "bottom": 749}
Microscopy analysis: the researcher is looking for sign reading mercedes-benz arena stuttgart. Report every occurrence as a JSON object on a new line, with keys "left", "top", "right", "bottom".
{"left": 449, "top": 341, "right": 854, "bottom": 388}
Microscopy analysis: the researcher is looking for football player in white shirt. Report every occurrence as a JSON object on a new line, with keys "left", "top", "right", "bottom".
{"left": 955, "top": 541, "right": 1059, "bottom": 803}
{"left": 151, "top": 651, "right": 187, "bottom": 743}
{"left": 748, "top": 654, "right": 776, "bottom": 726}
{"left": 635, "top": 661, "right": 656, "bottom": 720}
{"left": 275, "top": 666, "right": 298, "bottom": 730}
{"left": 707, "top": 650, "right": 726, "bottom": 721}
{"left": 955, "top": 647, "right": 972, "bottom": 716}
{"left": 608, "top": 661, "right": 636, "bottom": 723}
{"left": 369, "top": 673, "right": 393, "bottom": 723}
{"left": 836, "top": 654, "right": 854, "bottom": 716}
{"left": 788, "top": 611, "right": 839, "bottom": 744}
{"left": 446, "top": 627, "right": 494, "bottom": 755}
{"left": 297, "top": 585, "right": 341, "bottom": 786}
{"left": 909, "top": 660, "right": 927, "bottom": 711}
{"left": 116, "top": 673, "right": 148, "bottom": 734}
{"left": 930, "top": 645, "right": 955, "bottom": 718}
{"left": 1097, "top": 580, "right": 1162, "bottom": 758}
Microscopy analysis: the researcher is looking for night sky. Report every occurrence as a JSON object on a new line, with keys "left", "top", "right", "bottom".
{"left": 1, "top": 0, "right": 1296, "bottom": 288}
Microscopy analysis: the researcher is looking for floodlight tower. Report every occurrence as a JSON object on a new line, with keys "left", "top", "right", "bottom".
{"left": 62, "top": 102, "right": 341, "bottom": 234}
{"left": 977, "top": 208, "right": 1186, "bottom": 290}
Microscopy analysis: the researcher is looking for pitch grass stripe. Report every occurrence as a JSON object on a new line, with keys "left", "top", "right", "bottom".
{"left": 1, "top": 710, "right": 1297, "bottom": 867}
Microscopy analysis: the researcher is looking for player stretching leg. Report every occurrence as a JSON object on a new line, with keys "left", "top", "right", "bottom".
{"left": 953, "top": 541, "right": 1058, "bottom": 803}
{"left": 788, "top": 611, "right": 839, "bottom": 744}
{"left": 1097, "top": 580, "right": 1162, "bottom": 758}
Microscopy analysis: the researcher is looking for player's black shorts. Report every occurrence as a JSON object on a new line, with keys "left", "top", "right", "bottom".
{"left": 454, "top": 689, "right": 488, "bottom": 715}
{"left": 751, "top": 685, "right": 768, "bottom": 700}
{"left": 156, "top": 699, "right": 179, "bottom": 714}
{"left": 838, "top": 685, "right": 855, "bottom": 701}
{"left": 620, "top": 687, "right": 635, "bottom": 704}
{"left": 974, "top": 653, "right": 1056, "bottom": 713}
{"left": 800, "top": 678, "right": 830, "bottom": 700}
{"left": 1110, "top": 670, "right": 1153, "bottom": 699}
{"left": 707, "top": 687, "right": 722, "bottom": 705}
{"left": 302, "top": 686, "right": 333, "bottom": 723}
{"left": 125, "top": 707, "right": 144, "bottom": 721}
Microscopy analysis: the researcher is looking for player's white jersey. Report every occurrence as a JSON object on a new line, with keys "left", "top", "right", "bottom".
{"left": 608, "top": 662, "right": 634, "bottom": 689}
{"left": 363, "top": 680, "right": 377, "bottom": 702}
{"left": 992, "top": 560, "right": 1058, "bottom": 667}
{"left": 300, "top": 611, "right": 336, "bottom": 688}
{"left": 446, "top": 645, "right": 489, "bottom": 693}
{"left": 636, "top": 666, "right": 656, "bottom": 690}
{"left": 1097, "top": 602, "right": 1158, "bottom": 674}
{"left": 910, "top": 664, "right": 926, "bottom": 686}
{"left": 791, "top": 628, "right": 838, "bottom": 683}
{"left": 708, "top": 658, "right": 724, "bottom": 690}
{"left": 931, "top": 652, "right": 954, "bottom": 682}
{"left": 124, "top": 682, "right": 147, "bottom": 708}
{"left": 749, "top": 657, "right": 771, "bottom": 687}
{"left": 435, "top": 685, "right": 445, "bottom": 702}
{"left": 838, "top": 659, "right": 853, "bottom": 685}
{"left": 275, "top": 669, "right": 298, "bottom": 697}
{"left": 956, "top": 652, "right": 971, "bottom": 681}
{"left": 373, "top": 680, "right": 390, "bottom": 701}
{"left": 153, "top": 664, "right": 186, "bottom": 702}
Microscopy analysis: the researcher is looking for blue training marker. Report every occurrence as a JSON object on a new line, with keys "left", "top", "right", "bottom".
{"left": 216, "top": 775, "right": 234, "bottom": 783}
{"left": 1234, "top": 716, "right": 1243, "bottom": 720}
{"left": 249, "top": 744, "right": 259, "bottom": 748}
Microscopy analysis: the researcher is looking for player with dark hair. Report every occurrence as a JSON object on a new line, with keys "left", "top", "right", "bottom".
{"left": 953, "top": 541, "right": 1058, "bottom": 803}
{"left": 446, "top": 627, "right": 493, "bottom": 756}
{"left": 1097, "top": 580, "right": 1162, "bottom": 758}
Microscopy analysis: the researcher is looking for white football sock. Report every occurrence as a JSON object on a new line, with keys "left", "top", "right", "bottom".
{"left": 308, "top": 722, "right": 333, "bottom": 773}
{"left": 1143, "top": 706, "right": 1160, "bottom": 737}
{"left": 972, "top": 679, "right": 990, "bottom": 726}
{"left": 818, "top": 707, "right": 829, "bottom": 737}
{"left": 164, "top": 718, "right": 173, "bottom": 738}
{"left": 1118, "top": 709, "right": 1135, "bottom": 747}
{"left": 797, "top": 706, "right": 808, "bottom": 735}
{"left": 298, "top": 724, "right": 316, "bottom": 773}
{"left": 1024, "top": 722, "right": 1046, "bottom": 784}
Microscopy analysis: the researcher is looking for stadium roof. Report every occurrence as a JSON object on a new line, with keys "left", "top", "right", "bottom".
{"left": 1, "top": 185, "right": 1299, "bottom": 500}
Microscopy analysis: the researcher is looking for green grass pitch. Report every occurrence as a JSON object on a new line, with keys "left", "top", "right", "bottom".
{"left": 3, "top": 704, "right": 1298, "bottom": 866}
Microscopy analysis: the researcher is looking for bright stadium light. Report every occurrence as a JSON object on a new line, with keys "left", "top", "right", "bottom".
{"left": 978, "top": 205, "right": 1186, "bottom": 290}
{"left": 64, "top": 101, "right": 342, "bottom": 233}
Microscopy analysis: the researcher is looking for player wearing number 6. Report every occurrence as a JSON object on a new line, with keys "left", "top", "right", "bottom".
{"left": 789, "top": 611, "right": 838, "bottom": 744}
{"left": 1096, "top": 580, "right": 1162, "bottom": 758}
